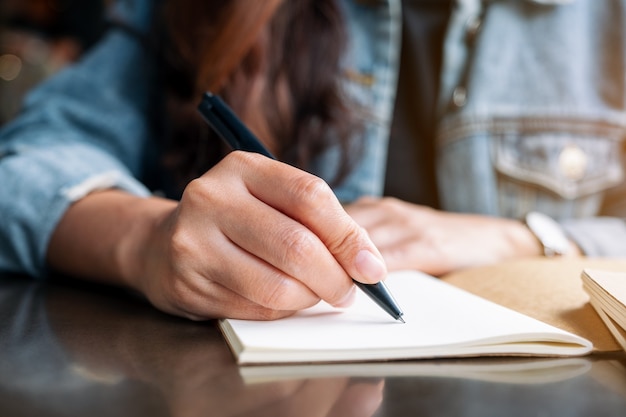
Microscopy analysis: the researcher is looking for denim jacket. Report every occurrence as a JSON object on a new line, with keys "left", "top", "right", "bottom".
{"left": 1, "top": 0, "right": 626, "bottom": 277}
{"left": 331, "top": 0, "right": 626, "bottom": 257}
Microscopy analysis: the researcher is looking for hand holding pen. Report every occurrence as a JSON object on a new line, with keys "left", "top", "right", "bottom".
{"left": 45, "top": 90, "right": 402, "bottom": 323}
{"left": 198, "top": 92, "right": 404, "bottom": 322}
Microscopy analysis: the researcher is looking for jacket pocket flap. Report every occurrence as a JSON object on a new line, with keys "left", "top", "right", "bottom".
{"left": 493, "top": 133, "right": 623, "bottom": 199}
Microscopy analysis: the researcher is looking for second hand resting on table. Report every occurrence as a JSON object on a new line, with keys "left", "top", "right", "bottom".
{"left": 345, "top": 196, "right": 582, "bottom": 277}
{"left": 46, "top": 151, "right": 387, "bottom": 320}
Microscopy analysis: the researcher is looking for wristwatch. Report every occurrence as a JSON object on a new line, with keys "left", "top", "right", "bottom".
{"left": 524, "top": 211, "right": 571, "bottom": 257}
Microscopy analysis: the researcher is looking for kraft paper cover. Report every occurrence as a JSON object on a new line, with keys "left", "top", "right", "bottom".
{"left": 442, "top": 258, "right": 626, "bottom": 353}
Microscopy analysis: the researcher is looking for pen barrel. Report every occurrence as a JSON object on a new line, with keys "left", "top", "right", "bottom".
{"left": 198, "top": 92, "right": 275, "bottom": 159}
{"left": 353, "top": 280, "right": 404, "bottom": 322}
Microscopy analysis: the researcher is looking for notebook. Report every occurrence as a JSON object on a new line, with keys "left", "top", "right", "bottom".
{"left": 581, "top": 268, "right": 626, "bottom": 351}
{"left": 239, "top": 357, "right": 591, "bottom": 385}
{"left": 218, "top": 270, "right": 592, "bottom": 365}
{"left": 440, "top": 258, "right": 626, "bottom": 353}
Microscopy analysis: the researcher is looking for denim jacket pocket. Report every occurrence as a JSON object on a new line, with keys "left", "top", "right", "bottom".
{"left": 493, "top": 132, "right": 624, "bottom": 200}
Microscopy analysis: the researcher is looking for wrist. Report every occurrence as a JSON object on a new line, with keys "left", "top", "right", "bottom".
{"left": 506, "top": 219, "right": 545, "bottom": 257}
{"left": 116, "top": 196, "right": 177, "bottom": 291}
{"left": 523, "top": 211, "right": 580, "bottom": 257}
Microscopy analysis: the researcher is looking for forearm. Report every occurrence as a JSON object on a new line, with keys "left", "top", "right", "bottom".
{"left": 0, "top": 21, "right": 157, "bottom": 276}
{"left": 46, "top": 190, "right": 177, "bottom": 290}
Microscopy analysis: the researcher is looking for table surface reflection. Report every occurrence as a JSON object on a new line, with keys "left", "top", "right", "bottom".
{"left": 1, "top": 273, "right": 625, "bottom": 417}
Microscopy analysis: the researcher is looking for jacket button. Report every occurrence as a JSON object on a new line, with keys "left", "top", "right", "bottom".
{"left": 558, "top": 144, "right": 587, "bottom": 180}
{"left": 452, "top": 86, "right": 467, "bottom": 107}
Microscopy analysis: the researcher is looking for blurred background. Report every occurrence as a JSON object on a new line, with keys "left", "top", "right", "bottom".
{"left": 0, "top": 0, "right": 110, "bottom": 125}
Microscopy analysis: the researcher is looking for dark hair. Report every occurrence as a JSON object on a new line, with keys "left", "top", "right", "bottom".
{"left": 156, "top": 0, "right": 361, "bottom": 193}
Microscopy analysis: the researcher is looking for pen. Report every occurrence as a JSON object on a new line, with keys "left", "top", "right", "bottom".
{"left": 197, "top": 91, "right": 405, "bottom": 323}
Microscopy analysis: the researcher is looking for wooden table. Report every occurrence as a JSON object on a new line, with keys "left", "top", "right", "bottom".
{"left": 1, "top": 273, "right": 624, "bottom": 417}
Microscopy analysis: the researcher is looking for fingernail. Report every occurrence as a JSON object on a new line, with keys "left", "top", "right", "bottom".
{"left": 354, "top": 250, "right": 387, "bottom": 282}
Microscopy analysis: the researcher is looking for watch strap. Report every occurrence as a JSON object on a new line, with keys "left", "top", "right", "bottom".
{"left": 524, "top": 211, "right": 571, "bottom": 257}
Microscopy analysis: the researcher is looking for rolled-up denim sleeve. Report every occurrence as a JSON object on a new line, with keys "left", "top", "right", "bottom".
{"left": 561, "top": 217, "right": 626, "bottom": 257}
{"left": 0, "top": 25, "right": 157, "bottom": 277}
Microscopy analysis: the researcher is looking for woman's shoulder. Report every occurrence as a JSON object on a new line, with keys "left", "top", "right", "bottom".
{"left": 107, "top": 0, "right": 162, "bottom": 35}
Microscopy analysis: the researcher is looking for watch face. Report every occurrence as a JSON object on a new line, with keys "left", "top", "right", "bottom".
{"left": 525, "top": 212, "right": 570, "bottom": 256}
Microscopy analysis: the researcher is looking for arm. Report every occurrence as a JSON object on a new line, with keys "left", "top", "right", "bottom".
{"left": 1, "top": 1, "right": 387, "bottom": 320}
{"left": 0, "top": 24, "right": 156, "bottom": 276}
{"left": 561, "top": 167, "right": 626, "bottom": 257}
{"left": 47, "top": 152, "right": 387, "bottom": 320}
{"left": 561, "top": 218, "right": 626, "bottom": 257}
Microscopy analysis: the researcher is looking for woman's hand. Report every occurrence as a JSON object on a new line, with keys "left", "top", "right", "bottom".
{"left": 48, "top": 151, "right": 387, "bottom": 320}
{"left": 345, "top": 196, "right": 561, "bottom": 276}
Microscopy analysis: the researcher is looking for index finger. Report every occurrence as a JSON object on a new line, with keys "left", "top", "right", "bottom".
{"left": 241, "top": 153, "right": 388, "bottom": 285}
